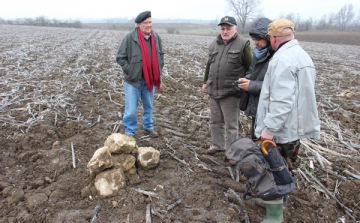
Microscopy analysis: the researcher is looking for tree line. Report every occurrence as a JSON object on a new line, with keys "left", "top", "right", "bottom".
{"left": 225, "top": 0, "right": 360, "bottom": 33}
{"left": 1, "top": 2, "right": 359, "bottom": 33}
{"left": 0, "top": 16, "right": 82, "bottom": 28}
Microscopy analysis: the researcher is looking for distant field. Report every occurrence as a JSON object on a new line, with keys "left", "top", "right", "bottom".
{"left": 295, "top": 31, "right": 360, "bottom": 46}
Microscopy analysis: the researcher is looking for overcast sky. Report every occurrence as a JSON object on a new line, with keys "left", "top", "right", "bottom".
{"left": 1, "top": 0, "right": 359, "bottom": 22}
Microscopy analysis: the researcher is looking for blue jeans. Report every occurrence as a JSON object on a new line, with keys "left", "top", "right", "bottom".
{"left": 122, "top": 80, "right": 155, "bottom": 135}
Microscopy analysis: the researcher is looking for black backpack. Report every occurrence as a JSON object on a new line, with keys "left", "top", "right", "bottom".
{"left": 229, "top": 138, "right": 296, "bottom": 201}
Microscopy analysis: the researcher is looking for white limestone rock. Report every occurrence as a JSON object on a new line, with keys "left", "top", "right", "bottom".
{"left": 137, "top": 147, "right": 160, "bottom": 169}
{"left": 104, "top": 133, "right": 137, "bottom": 154}
{"left": 87, "top": 146, "right": 113, "bottom": 176}
{"left": 111, "top": 154, "right": 136, "bottom": 171}
{"left": 94, "top": 168, "right": 126, "bottom": 198}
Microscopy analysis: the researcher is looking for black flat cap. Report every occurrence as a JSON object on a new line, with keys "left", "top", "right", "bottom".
{"left": 218, "top": 16, "right": 237, "bottom": 26}
{"left": 135, "top": 11, "right": 151, "bottom": 23}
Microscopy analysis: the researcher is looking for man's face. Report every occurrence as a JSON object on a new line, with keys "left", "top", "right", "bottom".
{"left": 220, "top": 24, "right": 237, "bottom": 43}
{"left": 252, "top": 38, "right": 268, "bottom": 50}
{"left": 269, "top": 35, "right": 278, "bottom": 51}
{"left": 138, "top": 17, "right": 152, "bottom": 35}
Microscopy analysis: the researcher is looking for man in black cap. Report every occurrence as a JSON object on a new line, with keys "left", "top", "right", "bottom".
{"left": 202, "top": 16, "right": 252, "bottom": 165}
{"left": 201, "top": 16, "right": 252, "bottom": 165}
{"left": 116, "top": 11, "right": 164, "bottom": 138}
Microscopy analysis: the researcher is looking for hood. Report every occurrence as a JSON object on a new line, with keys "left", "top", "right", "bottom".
{"left": 249, "top": 18, "right": 272, "bottom": 40}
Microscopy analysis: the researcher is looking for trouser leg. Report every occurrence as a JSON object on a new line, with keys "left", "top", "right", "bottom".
{"left": 251, "top": 117, "right": 259, "bottom": 141}
{"left": 141, "top": 81, "right": 155, "bottom": 130}
{"left": 209, "top": 97, "right": 225, "bottom": 151}
{"left": 122, "top": 82, "right": 141, "bottom": 135}
{"left": 220, "top": 96, "right": 240, "bottom": 158}
{"left": 277, "top": 140, "right": 300, "bottom": 171}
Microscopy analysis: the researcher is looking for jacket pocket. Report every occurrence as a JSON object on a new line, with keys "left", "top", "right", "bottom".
{"left": 228, "top": 50, "right": 241, "bottom": 64}
{"left": 125, "top": 55, "right": 142, "bottom": 82}
{"left": 209, "top": 51, "right": 218, "bottom": 63}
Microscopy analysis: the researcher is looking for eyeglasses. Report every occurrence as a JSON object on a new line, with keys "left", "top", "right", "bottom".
{"left": 252, "top": 37, "right": 261, "bottom": 41}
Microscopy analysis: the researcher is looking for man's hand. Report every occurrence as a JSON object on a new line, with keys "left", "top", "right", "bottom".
{"left": 202, "top": 84, "right": 207, "bottom": 93}
{"left": 260, "top": 130, "right": 273, "bottom": 141}
{"left": 238, "top": 78, "right": 250, "bottom": 91}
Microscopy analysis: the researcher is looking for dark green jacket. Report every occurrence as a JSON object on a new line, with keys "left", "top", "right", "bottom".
{"left": 116, "top": 28, "right": 165, "bottom": 87}
{"left": 204, "top": 33, "right": 252, "bottom": 99}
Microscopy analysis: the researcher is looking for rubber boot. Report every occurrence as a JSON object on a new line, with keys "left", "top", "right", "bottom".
{"left": 261, "top": 198, "right": 284, "bottom": 223}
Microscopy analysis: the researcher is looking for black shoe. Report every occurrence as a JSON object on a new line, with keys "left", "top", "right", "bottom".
{"left": 229, "top": 159, "right": 236, "bottom": 166}
{"left": 206, "top": 147, "right": 221, "bottom": 154}
{"left": 145, "top": 129, "right": 159, "bottom": 138}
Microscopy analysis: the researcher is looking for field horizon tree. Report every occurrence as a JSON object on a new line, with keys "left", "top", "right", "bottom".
{"left": 225, "top": 0, "right": 262, "bottom": 34}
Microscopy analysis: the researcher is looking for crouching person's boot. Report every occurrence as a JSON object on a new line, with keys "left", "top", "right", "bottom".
{"left": 261, "top": 198, "right": 284, "bottom": 223}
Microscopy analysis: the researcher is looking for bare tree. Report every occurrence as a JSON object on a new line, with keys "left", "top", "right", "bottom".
{"left": 327, "top": 12, "right": 336, "bottom": 30}
{"left": 285, "top": 13, "right": 296, "bottom": 22}
{"left": 226, "top": 0, "right": 262, "bottom": 33}
{"left": 335, "top": 4, "right": 355, "bottom": 31}
{"left": 356, "top": 9, "right": 360, "bottom": 30}
{"left": 209, "top": 17, "right": 219, "bottom": 28}
{"left": 316, "top": 15, "right": 327, "bottom": 30}
{"left": 295, "top": 13, "right": 301, "bottom": 31}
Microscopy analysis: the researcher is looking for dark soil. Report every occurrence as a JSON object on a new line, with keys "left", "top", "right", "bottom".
{"left": 1, "top": 25, "right": 360, "bottom": 223}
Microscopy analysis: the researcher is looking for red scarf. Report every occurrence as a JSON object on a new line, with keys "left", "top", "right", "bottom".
{"left": 137, "top": 28, "right": 161, "bottom": 92}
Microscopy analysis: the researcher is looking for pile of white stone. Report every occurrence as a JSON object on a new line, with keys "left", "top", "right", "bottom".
{"left": 87, "top": 133, "right": 160, "bottom": 198}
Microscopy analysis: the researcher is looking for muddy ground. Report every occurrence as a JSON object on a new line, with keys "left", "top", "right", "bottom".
{"left": 0, "top": 25, "right": 360, "bottom": 223}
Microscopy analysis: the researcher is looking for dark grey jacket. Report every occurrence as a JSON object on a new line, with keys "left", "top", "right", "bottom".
{"left": 245, "top": 17, "right": 274, "bottom": 117}
{"left": 116, "top": 28, "right": 165, "bottom": 87}
{"left": 244, "top": 46, "right": 274, "bottom": 117}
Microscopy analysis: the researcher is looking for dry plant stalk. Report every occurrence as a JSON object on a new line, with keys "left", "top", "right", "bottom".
{"left": 145, "top": 204, "right": 152, "bottom": 223}
{"left": 304, "top": 170, "right": 355, "bottom": 220}
{"left": 133, "top": 188, "right": 159, "bottom": 198}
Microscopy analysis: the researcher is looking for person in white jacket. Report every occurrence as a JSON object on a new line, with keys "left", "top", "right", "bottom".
{"left": 255, "top": 19, "right": 320, "bottom": 170}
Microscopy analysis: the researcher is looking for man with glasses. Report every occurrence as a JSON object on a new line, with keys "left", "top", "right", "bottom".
{"left": 236, "top": 17, "right": 274, "bottom": 141}
{"left": 254, "top": 19, "right": 320, "bottom": 171}
{"left": 116, "top": 11, "right": 164, "bottom": 138}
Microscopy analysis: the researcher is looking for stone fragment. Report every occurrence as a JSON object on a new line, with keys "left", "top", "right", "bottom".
{"left": 104, "top": 133, "right": 137, "bottom": 154}
{"left": 137, "top": 147, "right": 160, "bottom": 169}
{"left": 111, "top": 154, "right": 136, "bottom": 171}
{"left": 94, "top": 168, "right": 126, "bottom": 198}
{"left": 87, "top": 146, "right": 113, "bottom": 176}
